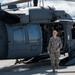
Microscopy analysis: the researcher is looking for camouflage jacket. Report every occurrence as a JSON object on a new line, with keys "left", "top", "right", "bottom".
{"left": 47, "top": 36, "right": 62, "bottom": 51}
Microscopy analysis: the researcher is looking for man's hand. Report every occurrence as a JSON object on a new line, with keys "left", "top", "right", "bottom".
{"left": 48, "top": 50, "right": 51, "bottom": 54}
{"left": 57, "top": 48, "right": 60, "bottom": 51}
{"left": 47, "top": 47, "right": 51, "bottom": 54}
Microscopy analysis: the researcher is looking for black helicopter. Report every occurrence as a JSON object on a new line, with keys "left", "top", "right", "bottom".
{"left": 0, "top": 0, "right": 75, "bottom": 65}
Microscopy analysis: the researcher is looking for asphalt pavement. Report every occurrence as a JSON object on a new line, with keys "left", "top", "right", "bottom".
{"left": 0, "top": 58, "right": 75, "bottom": 75}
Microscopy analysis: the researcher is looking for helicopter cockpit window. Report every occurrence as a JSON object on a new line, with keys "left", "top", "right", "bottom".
{"left": 12, "top": 26, "right": 24, "bottom": 43}
{"left": 72, "top": 24, "right": 75, "bottom": 39}
{"left": 28, "top": 25, "right": 39, "bottom": 43}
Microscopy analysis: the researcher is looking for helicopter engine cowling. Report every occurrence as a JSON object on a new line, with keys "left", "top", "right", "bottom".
{"left": 16, "top": 7, "right": 72, "bottom": 24}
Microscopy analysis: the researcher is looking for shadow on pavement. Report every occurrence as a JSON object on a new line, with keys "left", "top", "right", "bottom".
{"left": 0, "top": 59, "right": 74, "bottom": 75}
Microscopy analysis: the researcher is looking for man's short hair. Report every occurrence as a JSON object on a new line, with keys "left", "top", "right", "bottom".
{"left": 53, "top": 30, "right": 58, "bottom": 33}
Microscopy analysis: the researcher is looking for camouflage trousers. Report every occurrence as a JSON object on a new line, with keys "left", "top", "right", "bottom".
{"left": 49, "top": 50, "right": 60, "bottom": 67}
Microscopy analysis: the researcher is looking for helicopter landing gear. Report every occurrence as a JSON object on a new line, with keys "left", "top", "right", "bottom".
{"left": 31, "top": 57, "right": 40, "bottom": 63}
{"left": 14, "top": 58, "right": 34, "bottom": 65}
{"left": 65, "top": 50, "right": 75, "bottom": 65}
{"left": 14, "top": 59, "right": 23, "bottom": 65}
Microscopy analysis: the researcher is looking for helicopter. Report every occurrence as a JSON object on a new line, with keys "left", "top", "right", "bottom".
{"left": 0, "top": 0, "right": 75, "bottom": 65}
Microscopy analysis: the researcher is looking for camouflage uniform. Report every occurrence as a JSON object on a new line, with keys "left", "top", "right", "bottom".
{"left": 48, "top": 36, "right": 62, "bottom": 70}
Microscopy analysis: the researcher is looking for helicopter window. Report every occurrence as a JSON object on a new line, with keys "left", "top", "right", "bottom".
{"left": 13, "top": 26, "right": 24, "bottom": 43}
{"left": 28, "top": 25, "right": 39, "bottom": 43}
{"left": 72, "top": 25, "right": 75, "bottom": 39}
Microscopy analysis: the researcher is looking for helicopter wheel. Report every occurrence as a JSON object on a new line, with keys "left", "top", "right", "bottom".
{"left": 68, "top": 49, "right": 75, "bottom": 59}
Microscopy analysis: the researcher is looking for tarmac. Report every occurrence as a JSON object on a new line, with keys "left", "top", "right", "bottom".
{"left": 0, "top": 57, "right": 75, "bottom": 75}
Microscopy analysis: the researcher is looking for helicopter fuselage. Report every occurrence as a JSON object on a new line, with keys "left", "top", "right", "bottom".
{"left": 0, "top": 7, "right": 75, "bottom": 61}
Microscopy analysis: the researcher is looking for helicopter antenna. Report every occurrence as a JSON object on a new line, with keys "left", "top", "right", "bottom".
{"left": 33, "top": 0, "right": 38, "bottom": 6}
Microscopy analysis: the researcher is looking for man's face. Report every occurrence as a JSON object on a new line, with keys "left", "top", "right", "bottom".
{"left": 52, "top": 30, "right": 58, "bottom": 36}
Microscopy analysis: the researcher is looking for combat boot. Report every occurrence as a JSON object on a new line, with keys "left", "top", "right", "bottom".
{"left": 56, "top": 64, "right": 59, "bottom": 69}
{"left": 52, "top": 66, "right": 55, "bottom": 73}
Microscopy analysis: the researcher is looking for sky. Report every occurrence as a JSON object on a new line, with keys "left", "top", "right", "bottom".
{"left": 0, "top": 0, "right": 3, "bottom": 3}
{"left": 0, "top": 0, "right": 75, "bottom": 18}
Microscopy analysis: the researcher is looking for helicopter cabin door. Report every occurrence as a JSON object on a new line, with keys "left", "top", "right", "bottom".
{"left": 7, "top": 24, "right": 42, "bottom": 59}
{"left": 26, "top": 24, "right": 42, "bottom": 57}
{"left": 7, "top": 25, "right": 29, "bottom": 58}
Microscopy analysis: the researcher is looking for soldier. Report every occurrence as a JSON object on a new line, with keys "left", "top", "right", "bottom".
{"left": 47, "top": 30, "right": 62, "bottom": 72}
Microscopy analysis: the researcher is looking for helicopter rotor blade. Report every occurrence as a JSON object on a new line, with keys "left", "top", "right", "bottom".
{"left": 64, "top": 0, "right": 75, "bottom": 1}
{"left": 1, "top": 0, "right": 31, "bottom": 6}
{"left": 2, "top": 0, "right": 75, "bottom": 7}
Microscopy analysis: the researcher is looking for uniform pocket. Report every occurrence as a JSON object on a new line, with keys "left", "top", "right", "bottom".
{"left": 55, "top": 51, "right": 60, "bottom": 58}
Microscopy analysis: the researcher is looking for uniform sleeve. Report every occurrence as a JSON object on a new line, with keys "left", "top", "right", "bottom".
{"left": 59, "top": 38, "right": 62, "bottom": 49}
{"left": 47, "top": 38, "right": 52, "bottom": 51}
